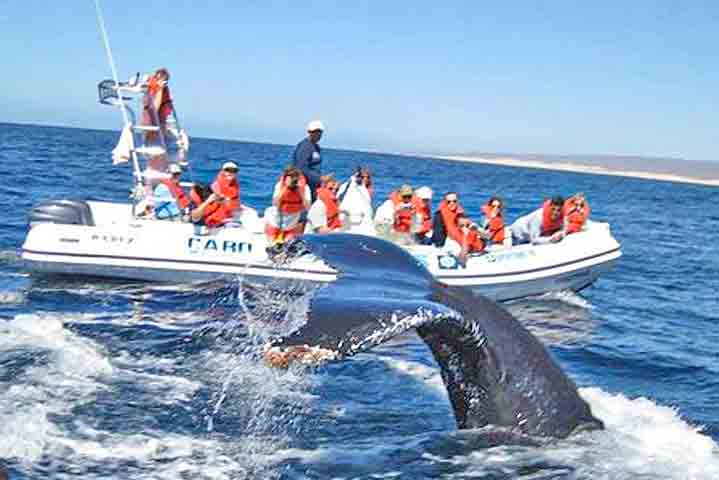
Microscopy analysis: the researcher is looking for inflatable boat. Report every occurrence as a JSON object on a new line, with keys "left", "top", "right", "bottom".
{"left": 20, "top": 73, "right": 621, "bottom": 301}
{"left": 21, "top": 199, "right": 621, "bottom": 301}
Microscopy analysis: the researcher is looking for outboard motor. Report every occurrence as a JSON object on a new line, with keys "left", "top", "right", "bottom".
{"left": 28, "top": 200, "right": 95, "bottom": 228}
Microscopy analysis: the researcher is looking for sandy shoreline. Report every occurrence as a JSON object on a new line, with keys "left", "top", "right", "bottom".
{"left": 424, "top": 154, "right": 719, "bottom": 188}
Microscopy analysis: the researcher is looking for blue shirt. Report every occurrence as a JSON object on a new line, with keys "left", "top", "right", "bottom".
{"left": 153, "top": 182, "right": 181, "bottom": 219}
{"left": 291, "top": 138, "right": 322, "bottom": 189}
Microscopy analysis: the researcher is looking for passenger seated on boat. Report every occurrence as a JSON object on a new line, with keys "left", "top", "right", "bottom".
{"left": 481, "top": 196, "right": 507, "bottom": 246}
{"left": 510, "top": 196, "right": 566, "bottom": 245}
{"left": 305, "top": 175, "right": 343, "bottom": 234}
{"left": 374, "top": 184, "right": 421, "bottom": 246}
{"left": 153, "top": 163, "right": 189, "bottom": 220}
{"left": 338, "top": 166, "right": 374, "bottom": 200}
{"left": 414, "top": 186, "right": 433, "bottom": 245}
{"left": 209, "top": 161, "right": 241, "bottom": 224}
{"left": 143, "top": 68, "right": 174, "bottom": 143}
{"left": 337, "top": 166, "right": 374, "bottom": 234}
{"left": 431, "top": 192, "right": 465, "bottom": 249}
{"left": 189, "top": 184, "right": 225, "bottom": 227}
{"left": 563, "top": 193, "right": 590, "bottom": 234}
{"left": 457, "top": 213, "right": 486, "bottom": 256}
{"left": 264, "top": 166, "right": 312, "bottom": 244}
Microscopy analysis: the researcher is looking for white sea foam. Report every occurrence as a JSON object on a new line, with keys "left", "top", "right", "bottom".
{"left": 572, "top": 387, "right": 719, "bottom": 479}
{"left": 0, "top": 312, "right": 300, "bottom": 479}
{"left": 537, "top": 289, "right": 593, "bottom": 309}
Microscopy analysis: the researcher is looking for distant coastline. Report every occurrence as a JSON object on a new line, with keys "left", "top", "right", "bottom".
{"left": 420, "top": 153, "right": 719, "bottom": 188}
{"left": 4, "top": 121, "right": 718, "bottom": 187}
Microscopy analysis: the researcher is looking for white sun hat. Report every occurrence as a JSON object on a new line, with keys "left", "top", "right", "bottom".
{"left": 306, "top": 120, "right": 325, "bottom": 132}
{"left": 416, "top": 186, "right": 433, "bottom": 199}
{"left": 221, "top": 161, "right": 239, "bottom": 170}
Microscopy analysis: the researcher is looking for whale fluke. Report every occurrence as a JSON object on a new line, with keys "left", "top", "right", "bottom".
{"left": 268, "top": 234, "right": 603, "bottom": 438}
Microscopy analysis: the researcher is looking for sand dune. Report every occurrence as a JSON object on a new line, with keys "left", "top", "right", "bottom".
{"left": 427, "top": 154, "right": 719, "bottom": 188}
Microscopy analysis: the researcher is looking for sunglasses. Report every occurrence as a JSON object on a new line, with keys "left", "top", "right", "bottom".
{"left": 446, "top": 199, "right": 458, "bottom": 204}
{"left": 458, "top": 222, "right": 471, "bottom": 228}
{"left": 224, "top": 168, "right": 238, "bottom": 173}
{"left": 490, "top": 202, "right": 501, "bottom": 208}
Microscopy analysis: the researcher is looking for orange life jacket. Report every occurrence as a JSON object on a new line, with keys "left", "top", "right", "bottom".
{"left": 212, "top": 172, "right": 240, "bottom": 219}
{"left": 462, "top": 228, "right": 486, "bottom": 254}
{"left": 161, "top": 179, "right": 190, "bottom": 210}
{"left": 416, "top": 199, "right": 432, "bottom": 235}
{"left": 438, "top": 200, "right": 465, "bottom": 244}
{"left": 147, "top": 76, "right": 173, "bottom": 123}
{"left": 390, "top": 191, "right": 419, "bottom": 233}
{"left": 481, "top": 204, "right": 505, "bottom": 244}
{"left": 563, "top": 199, "right": 590, "bottom": 234}
{"left": 277, "top": 175, "right": 308, "bottom": 215}
{"left": 317, "top": 186, "right": 342, "bottom": 230}
{"left": 541, "top": 199, "right": 564, "bottom": 236}
{"left": 265, "top": 174, "right": 309, "bottom": 243}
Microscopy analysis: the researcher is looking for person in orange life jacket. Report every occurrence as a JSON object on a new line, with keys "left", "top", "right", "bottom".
{"left": 563, "top": 193, "right": 590, "bottom": 234}
{"left": 189, "top": 183, "right": 226, "bottom": 227}
{"left": 153, "top": 163, "right": 189, "bottom": 219}
{"left": 391, "top": 184, "right": 419, "bottom": 233}
{"left": 142, "top": 68, "right": 174, "bottom": 143}
{"left": 265, "top": 165, "right": 312, "bottom": 243}
{"left": 209, "top": 161, "right": 241, "bottom": 225}
{"left": 510, "top": 196, "right": 565, "bottom": 245}
{"left": 480, "top": 196, "right": 506, "bottom": 246}
{"left": 305, "top": 174, "right": 343, "bottom": 233}
{"left": 456, "top": 213, "right": 486, "bottom": 261}
{"left": 431, "top": 192, "right": 466, "bottom": 248}
{"left": 414, "top": 186, "right": 433, "bottom": 245}
{"left": 291, "top": 120, "right": 324, "bottom": 201}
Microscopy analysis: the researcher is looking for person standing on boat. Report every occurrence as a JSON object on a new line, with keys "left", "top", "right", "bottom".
{"left": 264, "top": 166, "right": 312, "bottom": 243}
{"left": 431, "top": 192, "right": 465, "bottom": 248}
{"left": 143, "top": 68, "right": 174, "bottom": 143}
{"left": 291, "top": 120, "right": 324, "bottom": 201}
{"left": 209, "top": 161, "right": 241, "bottom": 225}
{"left": 305, "top": 174, "right": 343, "bottom": 234}
{"left": 510, "top": 196, "right": 566, "bottom": 245}
{"left": 153, "top": 164, "right": 189, "bottom": 220}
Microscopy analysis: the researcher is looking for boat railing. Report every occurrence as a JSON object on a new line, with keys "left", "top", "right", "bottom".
{"left": 98, "top": 75, "right": 192, "bottom": 219}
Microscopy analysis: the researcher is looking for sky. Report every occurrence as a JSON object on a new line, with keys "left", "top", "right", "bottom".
{"left": 1, "top": 1, "right": 718, "bottom": 161}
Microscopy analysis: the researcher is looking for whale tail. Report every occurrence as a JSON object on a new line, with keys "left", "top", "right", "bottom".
{"left": 268, "top": 234, "right": 603, "bottom": 438}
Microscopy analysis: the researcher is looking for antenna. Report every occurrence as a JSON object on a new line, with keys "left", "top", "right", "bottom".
{"left": 93, "top": 0, "right": 143, "bottom": 188}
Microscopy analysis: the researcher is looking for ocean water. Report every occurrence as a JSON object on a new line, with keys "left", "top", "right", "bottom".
{"left": 1, "top": 122, "right": 718, "bottom": 479}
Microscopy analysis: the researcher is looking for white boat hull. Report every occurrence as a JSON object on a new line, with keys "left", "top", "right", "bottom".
{"left": 21, "top": 201, "right": 621, "bottom": 301}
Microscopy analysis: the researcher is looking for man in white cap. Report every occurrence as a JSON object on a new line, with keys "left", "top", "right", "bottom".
{"left": 414, "top": 186, "right": 433, "bottom": 244}
{"left": 153, "top": 163, "right": 189, "bottom": 220}
{"left": 291, "top": 120, "right": 324, "bottom": 201}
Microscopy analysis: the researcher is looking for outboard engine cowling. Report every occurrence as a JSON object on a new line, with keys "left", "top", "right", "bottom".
{"left": 28, "top": 200, "right": 95, "bottom": 228}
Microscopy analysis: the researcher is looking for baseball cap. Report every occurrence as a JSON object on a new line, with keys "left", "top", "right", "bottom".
{"left": 222, "top": 161, "right": 239, "bottom": 171}
{"left": 306, "top": 120, "right": 325, "bottom": 132}
{"left": 415, "top": 186, "right": 433, "bottom": 199}
{"left": 399, "top": 184, "right": 413, "bottom": 197}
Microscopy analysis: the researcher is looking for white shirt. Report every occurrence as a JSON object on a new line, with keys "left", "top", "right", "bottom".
{"left": 338, "top": 178, "right": 373, "bottom": 230}
{"left": 510, "top": 208, "right": 554, "bottom": 244}
{"left": 305, "top": 199, "right": 328, "bottom": 233}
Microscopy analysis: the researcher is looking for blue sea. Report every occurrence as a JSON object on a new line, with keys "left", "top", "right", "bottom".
{"left": 1, "top": 122, "right": 718, "bottom": 479}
